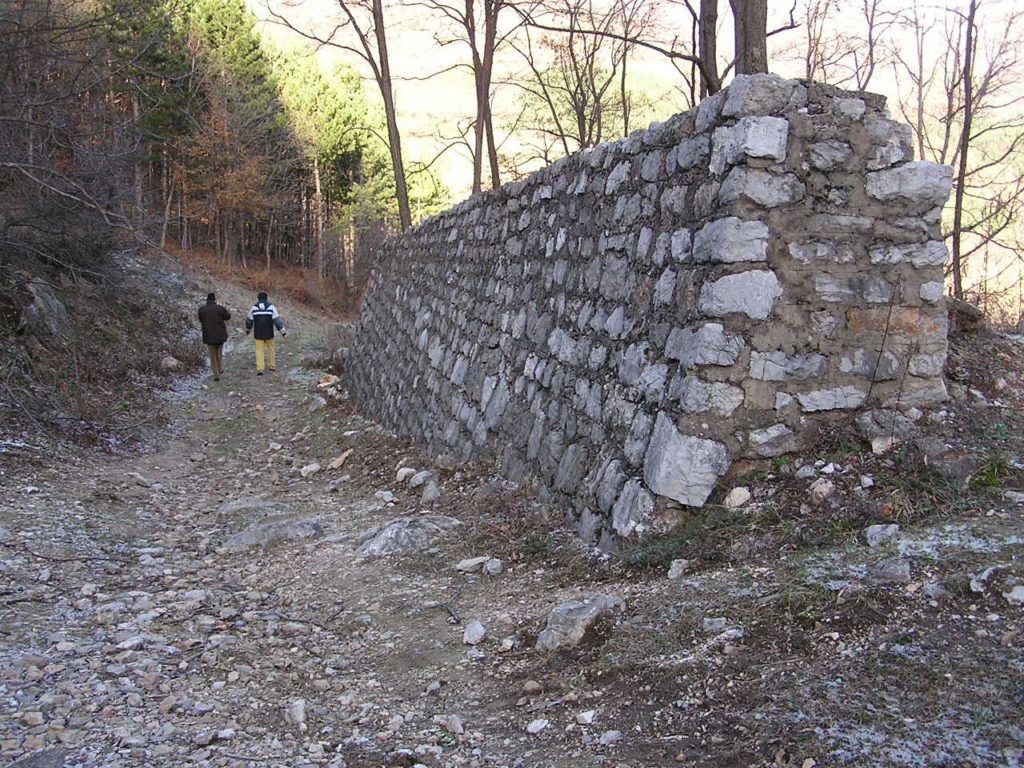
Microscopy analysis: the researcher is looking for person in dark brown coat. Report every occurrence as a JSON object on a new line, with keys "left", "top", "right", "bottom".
{"left": 198, "top": 292, "right": 231, "bottom": 381}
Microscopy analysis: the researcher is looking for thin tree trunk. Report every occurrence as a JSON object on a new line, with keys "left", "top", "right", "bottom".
{"left": 371, "top": 0, "right": 412, "bottom": 230}
{"left": 266, "top": 214, "right": 274, "bottom": 273}
{"left": 699, "top": 0, "right": 721, "bottom": 96}
{"left": 951, "top": 0, "right": 977, "bottom": 301}
{"left": 314, "top": 158, "right": 325, "bottom": 278}
{"left": 132, "top": 94, "right": 145, "bottom": 223}
{"left": 160, "top": 167, "right": 175, "bottom": 250}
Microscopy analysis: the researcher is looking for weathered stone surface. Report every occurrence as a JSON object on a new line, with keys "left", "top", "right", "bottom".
{"left": 796, "top": 386, "right": 867, "bottom": 412}
{"left": 721, "top": 73, "right": 798, "bottom": 117}
{"left": 643, "top": 414, "right": 728, "bottom": 507}
{"left": 356, "top": 516, "right": 461, "bottom": 559}
{"left": 693, "top": 217, "right": 769, "bottom": 263}
{"left": 611, "top": 479, "right": 655, "bottom": 537}
{"left": 749, "top": 351, "right": 827, "bottom": 382}
{"left": 869, "top": 240, "right": 947, "bottom": 267}
{"left": 746, "top": 424, "right": 800, "bottom": 457}
{"left": 19, "top": 281, "right": 69, "bottom": 338}
{"left": 698, "top": 270, "right": 783, "bottom": 320}
{"left": 665, "top": 323, "right": 744, "bottom": 367}
{"left": 866, "top": 162, "right": 953, "bottom": 206}
{"left": 809, "top": 140, "right": 853, "bottom": 170}
{"left": 346, "top": 74, "right": 950, "bottom": 546}
{"left": 221, "top": 516, "right": 323, "bottom": 552}
{"left": 719, "top": 168, "right": 805, "bottom": 207}
{"left": 535, "top": 594, "right": 624, "bottom": 652}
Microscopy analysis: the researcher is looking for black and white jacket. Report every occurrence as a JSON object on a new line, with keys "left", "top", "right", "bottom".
{"left": 245, "top": 301, "right": 285, "bottom": 340}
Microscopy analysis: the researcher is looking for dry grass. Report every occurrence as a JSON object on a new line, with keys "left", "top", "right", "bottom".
{"left": 176, "top": 246, "right": 362, "bottom": 319}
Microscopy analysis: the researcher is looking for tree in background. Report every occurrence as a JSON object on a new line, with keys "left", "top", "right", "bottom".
{"left": 891, "top": 0, "right": 1024, "bottom": 313}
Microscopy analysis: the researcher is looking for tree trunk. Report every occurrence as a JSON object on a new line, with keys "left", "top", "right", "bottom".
{"left": 371, "top": 0, "right": 412, "bottom": 230}
{"left": 482, "top": 0, "right": 501, "bottom": 189}
{"left": 266, "top": 214, "right": 274, "bottom": 273}
{"left": 729, "top": 0, "right": 768, "bottom": 75}
{"left": 314, "top": 158, "right": 325, "bottom": 278}
{"left": 160, "top": 166, "right": 175, "bottom": 250}
{"left": 699, "top": 0, "right": 721, "bottom": 96}
{"left": 951, "top": 0, "right": 977, "bottom": 301}
{"left": 132, "top": 94, "right": 145, "bottom": 223}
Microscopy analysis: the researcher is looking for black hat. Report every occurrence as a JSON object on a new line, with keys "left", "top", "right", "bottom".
{"left": 206, "top": 292, "right": 216, "bottom": 302}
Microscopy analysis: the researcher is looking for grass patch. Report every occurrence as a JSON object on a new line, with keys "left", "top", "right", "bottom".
{"left": 619, "top": 506, "right": 748, "bottom": 573}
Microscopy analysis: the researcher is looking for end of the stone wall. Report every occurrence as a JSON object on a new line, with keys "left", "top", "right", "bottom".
{"left": 348, "top": 73, "right": 953, "bottom": 548}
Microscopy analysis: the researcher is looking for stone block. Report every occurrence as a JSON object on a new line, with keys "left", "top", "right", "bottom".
{"left": 839, "top": 349, "right": 900, "bottom": 380}
{"left": 919, "top": 281, "right": 944, "bottom": 303}
{"left": 869, "top": 240, "right": 947, "bottom": 267}
{"left": 605, "top": 160, "right": 631, "bottom": 194}
{"left": 749, "top": 351, "right": 827, "bottom": 381}
{"left": 710, "top": 116, "right": 789, "bottom": 175}
{"left": 719, "top": 168, "right": 805, "bottom": 207}
{"left": 809, "top": 140, "right": 853, "bottom": 170}
{"left": 698, "top": 270, "right": 783, "bottom": 320}
{"left": 665, "top": 323, "right": 744, "bottom": 367}
{"left": 747, "top": 423, "right": 800, "bottom": 457}
{"left": 797, "top": 386, "right": 867, "bottom": 412}
{"left": 788, "top": 241, "right": 855, "bottom": 265}
{"left": 693, "top": 217, "right": 769, "bottom": 263}
{"left": 612, "top": 479, "right": 655, "bottom": 537}
{"left": 866, "top": 162, "right": 953, "bottom": 206}
{"left": 721, "top": 73, "right": 798, "bottom": 117}
{"left": 643, "top": 413, "right": 729, "bottom": 507}
{"left": 814, "top": 275, "right": 893, "bottom": 303}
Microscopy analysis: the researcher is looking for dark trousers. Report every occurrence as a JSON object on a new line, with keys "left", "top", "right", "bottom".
{"left": 206, "top": 343, "right": 224, "bottom": 379}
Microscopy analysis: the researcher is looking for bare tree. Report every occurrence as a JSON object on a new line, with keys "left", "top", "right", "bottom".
{"left": 893, "top": 0, "right": 1024, "bottom": 305}
{"left": 267, "top": 0, "right": 412, "bottom": 230}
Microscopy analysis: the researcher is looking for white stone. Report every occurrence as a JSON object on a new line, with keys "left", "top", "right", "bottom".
{"left": 693, "top": 217, "right": 769, "bottom": 263}
{"left": 535, "top": 594, "right": 624, "bottom": 652}
{"left": 396, "top": 467, "right": 416, "bottom": 483}
{"left": 909, "top": 352, "right": 946, "bottom": 378}
{"left": 455, "top": 556, "right": 491, "bottom": 573}
{"left": 611, "top": 479, "right": 655, "bottom": 537}
{"left": 667, "top": 559, "right": 691, "bottom": 579}
{"left": 709, "top": 116, "right": 788, "bottom": 175}
{"left": 749, "top": 351, "right": 827, "bottom": 381}
{"left": 866, "top": 162, "right": 953, "bottom": 206}
{"left": 1003, "top": 585, "right": 1024, "bottom": 606}
{"left": 299, "top": 463, "right": 321, "bottom": 478}
{"left": 643, "top": 413, "right": 729, "bottom": 507}
{"left": 722, "top": 73, "right": 798, "bottom": 117}
{"left": 526, "top": 718, "right": 549, "bottom": 734}
{"left": 719, "top": 168, "right": 805, "bottom": 207}
{"left": 723, "top": 487, "right": 752, "bottom": 509}
{"left": 285, "top": 699, "right": 307, "bottom": 726}
{"left": 605, "top": 161, "right": 631, "bottom": 195}
{"left": 869, "top": 241, "right": 948, "bottom": 267}
{"left": 797, "top": 386, "right": 867, "bottom": 412}
{"left": 788, "top": 241, "right": 855, "bottom": 265}
{"left": 463, "top": 620, "right": 486, "bottom": 645}
{"left": 809, "top": 140, "right": 853, "bottom": 170}
{"left": 698, "top": 270, "right": 783, "bottom": 320}
{"left": 832, "top": 98, "right": 866, "bottom": 120}
{"left": 576, "top": 710, "right": 597, "bottom": 725}
{"left": 410, "top": 470, "right": 433, "bottom": 488}
{"left": 747, "top": 424, "right": 799, "bottom": 457}
{"left": 665, "top": 323, "right": 744, "bottom": 367}
{"left": 919, "top": 281, "right": 945, "bottom": 303}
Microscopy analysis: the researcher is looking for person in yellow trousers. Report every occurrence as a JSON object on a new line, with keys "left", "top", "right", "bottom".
{"left": 244, "top": 291, "right": 286, "bottom": 375}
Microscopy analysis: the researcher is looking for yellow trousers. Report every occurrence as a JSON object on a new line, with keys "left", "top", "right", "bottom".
{"left": 255, "top": 338, "right": 275, "bottom": 372}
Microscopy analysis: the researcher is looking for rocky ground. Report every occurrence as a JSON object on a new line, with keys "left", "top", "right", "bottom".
{"left": 1, "top": 261, "right": 1023, "bottom": 768}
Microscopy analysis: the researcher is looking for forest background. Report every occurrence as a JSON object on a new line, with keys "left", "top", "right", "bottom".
{"left": 2, "top": 0, "right": 1022, "bottom": 321}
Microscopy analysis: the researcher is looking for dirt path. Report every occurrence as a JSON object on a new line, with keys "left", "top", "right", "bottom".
{"left": 2, "top": 276, "right": 1023, "bottom": 768}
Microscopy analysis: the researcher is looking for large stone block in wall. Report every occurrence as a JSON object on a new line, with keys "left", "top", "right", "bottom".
{"left": 346, "top": 73, "right": 953, "bottom": 549}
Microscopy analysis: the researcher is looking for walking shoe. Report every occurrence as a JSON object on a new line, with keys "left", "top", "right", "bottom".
{"left": 257, "top": 371, "right": 263, "bottom": 376}
{"left": 214, "top": 376, "right": 220, "bottom": 382}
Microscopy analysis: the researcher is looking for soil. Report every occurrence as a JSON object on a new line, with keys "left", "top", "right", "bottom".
{"left": 1, "top": 254, "right": 1022, "bottom": 768}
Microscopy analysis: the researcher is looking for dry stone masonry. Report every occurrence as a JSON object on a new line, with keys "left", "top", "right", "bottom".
{"left": 347, "top": 75, "right": 952, "bottom": 548}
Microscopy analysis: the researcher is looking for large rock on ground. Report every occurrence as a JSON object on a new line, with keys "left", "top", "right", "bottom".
{"left": 221, "top": 516, "right": 323, "bottom": 552}
{"left": 535, "top": 593, "right": 624, "bottom": 652}
{"left": 357, "top": 515, "right": 461, "bottom": 559}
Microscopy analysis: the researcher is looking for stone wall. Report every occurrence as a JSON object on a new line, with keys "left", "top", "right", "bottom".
{"left": 347, "top": 74, "right": 952, "bottom": 548}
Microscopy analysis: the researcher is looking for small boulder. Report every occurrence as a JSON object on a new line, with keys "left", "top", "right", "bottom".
{"left": 535, "top": 594, "right": 624, "bottom": 653}
{"left": 723, "top": 487, "right": 752, "bottom": 509}
{"left": 463, "top": 620, "right": 486, "bottom": 645}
